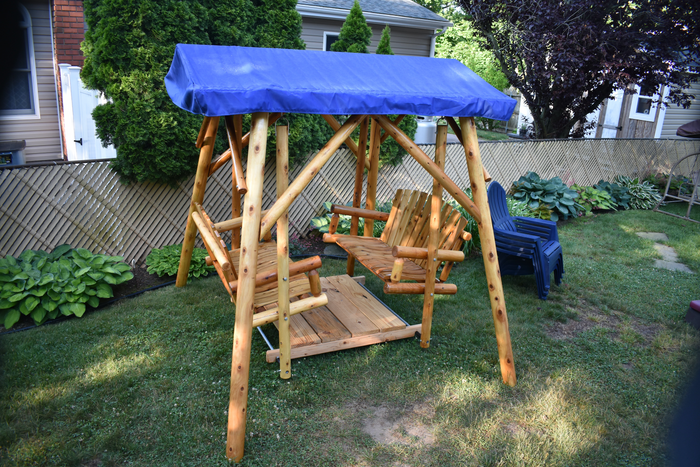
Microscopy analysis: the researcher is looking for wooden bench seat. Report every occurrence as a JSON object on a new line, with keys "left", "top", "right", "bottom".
{"left": 326, "top": 189, "right": 471, "bottom": 293}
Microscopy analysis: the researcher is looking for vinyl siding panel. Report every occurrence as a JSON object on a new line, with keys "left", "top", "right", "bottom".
{"left": 301, "top": 17, "right": 433, "bottom": 57}
{"left": 0, "top": 0, "right": 62, "bottom": 162}
{"left": 660, "top": 82, "right": 700, "bottom": 139}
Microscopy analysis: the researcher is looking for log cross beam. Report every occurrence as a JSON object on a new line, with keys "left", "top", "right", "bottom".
{"left": 373, "top": 115, "right": 482, "bottom": 224}
{"left": 321, "top": 115, "right": 371, "bottom": 171}
{"left": 208, "top": 112, "right": 283, "bottom": 176}
{"left": 259, "top": 114, "right": 366, "bottom": 240}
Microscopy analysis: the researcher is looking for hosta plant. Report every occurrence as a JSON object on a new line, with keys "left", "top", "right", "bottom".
{"left": 612, "top": 175, "right": 662, "bottom": 210}
{"left": 511, "top": 172, "right": 583, "bottom": 221}
{"left": 594, "top": 180, "right": 631, "bottom": 210}
{"left": 0, "top": 245, "right": 133, "bottom": 329}
{"left": 572, "top": 184, "right": 617, "bottom": 214}
{"left": 146, "top": 244, "right": 213, "bottom": 278}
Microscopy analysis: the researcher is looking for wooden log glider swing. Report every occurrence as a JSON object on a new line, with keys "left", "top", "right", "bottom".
{"left": 165, "top": 45, "right": 518, "bottom": 461}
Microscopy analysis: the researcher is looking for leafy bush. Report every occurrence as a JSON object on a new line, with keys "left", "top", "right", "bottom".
{"left": 594, "top": 180, "right": 631, "bottom": 210}
{"left": 310, "top": 201, "right": 392, "bottom": 238}
{"left": 146, "top": 244, "right": 213, "bottom": 278}
{"left": 644, "top": 173, "right": 694, "bottom": 196}
{"left": 612, "top": 175, "right": 662, "bottom": 210}
{"left": 511, "top": 172, "right": 582, "bottom": 221}
{"left": 571, "top": 184, "right": 617, "bottom": 214}
{"left": 0, "top": 245, "right": 133, "bottom": 329}
{"left": 330, "top": 0, "right": 372, "bottom": 54}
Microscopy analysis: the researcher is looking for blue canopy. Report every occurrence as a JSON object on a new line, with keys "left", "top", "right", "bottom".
{"left": 165, "top": 44, "right": 516, "bottom": 120}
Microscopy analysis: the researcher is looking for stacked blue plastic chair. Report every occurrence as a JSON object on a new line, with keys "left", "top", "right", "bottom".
{"left": 487, "top": 181, "right": 564, "bottom": 300}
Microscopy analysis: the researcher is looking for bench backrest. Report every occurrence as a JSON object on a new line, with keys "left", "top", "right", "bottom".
{"left": 380, "top": 189, "right": 468, "bottom": 269}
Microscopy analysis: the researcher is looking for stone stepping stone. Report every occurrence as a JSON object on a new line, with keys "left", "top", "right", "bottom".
{"left": 636, "top": 232, "right": 694, "bottom": 274}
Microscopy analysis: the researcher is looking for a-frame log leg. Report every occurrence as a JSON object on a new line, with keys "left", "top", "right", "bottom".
{"left": 420, "top": 125, "right": 447, "bottom": 348}
{"left": 363, "top": 118, "right": 381, "bottom": 237}
{"left": 459, "top": 117, "right": 516, "bottom": 387}
{"left": 227, "top": 115, "right": 245, "bottom": 250}
{"left": 176, "top": 116, "right": 220, "bottom": 287}
{"left": 348, "top": 116, "right": 368, "bottom": 276}
{"left": 227, "top": 112, "right": 269, "bottom": 460}
{"left": 276, "top": 126, "right": 292, "bottom": 379}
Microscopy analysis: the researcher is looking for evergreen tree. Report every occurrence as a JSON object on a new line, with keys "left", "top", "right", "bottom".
{"left": 82, "top": 0, "right": 331, "bottom": 184}
{"left": 375, "top": 25, "right": 393, "bottom": 55}
{"left": 331, "top": 0, "right": 372, "bottom": 53}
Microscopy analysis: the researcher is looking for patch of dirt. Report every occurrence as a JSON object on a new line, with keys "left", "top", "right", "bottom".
{"left": 545, "top": 300, "right": 662, "bottom": 346}
{"left": 290, "top": 231, "right": 327, "bottom": 257}
{"left": 348, "top": 401, "right": 436, "bottom": 446}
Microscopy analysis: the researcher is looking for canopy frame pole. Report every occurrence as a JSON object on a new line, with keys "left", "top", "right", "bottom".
{"left": 209, "top": 113, "right": 282, "bottom": 176}
{"left": 459, "top": 117, "right": 516, "bottom": 387}
{"left": 227, "top": 112, "right": 269, "bottom": 461}
{"left": 259, "top": 114, "right": 365, "bottom": 240}
{"left": 380, "top": 115, "right": 405, "bottom": 144}
{"left": 347, "top": 116, "right": 369, "bottom": 276}
{"left": 445, "top": 117, "right": 492, "bottom": 182}
{"left": 228, "top": 115, "right": 245, "bottom": 249}
{"left": 420, "top": 124, "right": 447, "bottom": 348}
{"left": 322, "top": 115, "right": 372, "bottom": 171}
{"left": 176, "top": 116, "right": 220, "bottom": 288}
{"left": 363, "top": 118, "right": 382, "bottom": 237}
{"left": 373, "top": 115, "right": 482, "bottom": 224}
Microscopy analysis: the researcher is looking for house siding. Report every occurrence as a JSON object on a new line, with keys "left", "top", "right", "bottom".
{"left": 660, "top": 81, "right": 700, "bottom": 139}
{"left": 0, "top": 0, "right": 62, "bottom": 162}
{"left": 301, "top": 17, "right": 433, "bottom": 57}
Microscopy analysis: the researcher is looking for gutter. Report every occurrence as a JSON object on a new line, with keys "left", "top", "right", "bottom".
{"left": 429, "top": 25, "right": 451, "bottom": 58}
{"left": 296, "top": 4, "right": 452, "bottom": 30}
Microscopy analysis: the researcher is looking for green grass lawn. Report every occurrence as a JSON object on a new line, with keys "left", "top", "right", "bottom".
{"left": 1, "top": 205, "right": 699, "bottom": 466}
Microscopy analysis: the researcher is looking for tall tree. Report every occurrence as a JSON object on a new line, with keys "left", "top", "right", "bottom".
{"left": 375, "top": 25, "right": 394, "bottom": 55}
{"left": 331, "top": 0, "right": 372, "bottom": 53}
{"left": 458, "top": 0, "right": 700, "bottom": 139}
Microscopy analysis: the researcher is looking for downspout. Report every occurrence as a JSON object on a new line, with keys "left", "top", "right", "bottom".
{"left": 429, "top": 25, "right": 451, "bottom": 58}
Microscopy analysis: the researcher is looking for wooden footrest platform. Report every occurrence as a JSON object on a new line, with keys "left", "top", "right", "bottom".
{"left": 263, "top": 274, "right": 418, "bottom": 362}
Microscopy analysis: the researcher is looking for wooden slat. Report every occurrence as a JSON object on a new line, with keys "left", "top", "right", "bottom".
{"left": 320, "top": 277, "right": 379, "bottom": 337}
{"left": 327, "top": 275, "right": 405, "bottom": 332}
{"left": 266, "top": 324, "right": 420, "bottom": 362}
{"left": 299, "top": 304, "right": 352, "bottom": 343}
{"left": 336, "top": 236, "right": 427, "bottom": 282}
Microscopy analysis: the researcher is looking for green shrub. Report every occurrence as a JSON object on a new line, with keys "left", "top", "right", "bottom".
{"left": 644, "top": 173, "right": 694, "bottom": 196}
{"left": 594, "top": 180, "right": 631, "bottom": 210}
{"left": 330, "top": 0, "right": 372, "bottom": 54}
{"left": 309, "top": 201, "right": 392, "bottom": 238}
{"left": 511, "top": 172, "right": 583, "bottom": 221}
{"left": 612, "top": 175, "right": 662, "bottom": 210}
{"left": 571, "top": 184, "right": 617, "bottom": 214}
{"left": 146, "top": 244, "right": 214, "bottom": 278}
{"left": 0, "top": 246, "right": 133, "bottom": 329}
{"left": 82, "top": 0, "right": 322, "bottom": 185}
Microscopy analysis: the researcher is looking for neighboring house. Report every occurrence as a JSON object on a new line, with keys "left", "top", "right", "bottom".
{"left": 297, "top": 0, "right": 452, "bottom": 57}
{"left": 517, "top": 82, "right": 700, "bottom": 140}
{"left": 0, "top": 0, "right": 63, "bottom": 164}
{"left": 1, "top": 0, "right": 450, "bottom": 165}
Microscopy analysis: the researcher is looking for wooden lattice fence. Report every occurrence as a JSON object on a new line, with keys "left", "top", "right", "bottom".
{"left": 1, "top": 138, "right": 698, "bottom": 266}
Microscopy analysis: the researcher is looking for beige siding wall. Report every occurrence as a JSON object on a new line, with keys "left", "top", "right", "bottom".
{"left": 0, "top": 1, "right": 62, "bottom": 162}
{"left": 660, "top": 81, "right": 700, "bottom": 139}
{"left": 301, "top": 17, "right": 433, "bottom": 57}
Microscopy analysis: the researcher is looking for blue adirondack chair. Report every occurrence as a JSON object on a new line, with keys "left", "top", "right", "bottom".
{"left": 487, "top": 181, "right": 564, "bottom": 300}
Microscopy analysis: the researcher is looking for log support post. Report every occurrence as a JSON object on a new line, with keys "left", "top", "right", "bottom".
{"left": 348, "top": 116, "right": 368, "bottom": 276}
{"left": 227, "top": 112, "right": 269, "bottom": 461}
{"left": 176, "top": 116, "right": 220, "bottom": 287}
{"left": 363, "top": 118, "right": 381, "bottom": 237}
{"left": 459, "top": 117, "right": 516, "bottom": 387}
{"left": 276, "top": 125, "right": 291, "bottom": 380}
{"left": 420, "top": 125, "right": 447, "bottom": 348}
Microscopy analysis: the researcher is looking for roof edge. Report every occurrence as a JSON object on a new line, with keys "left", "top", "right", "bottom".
{"left": 296, "top": 4, "right": 452, "bottom": 30}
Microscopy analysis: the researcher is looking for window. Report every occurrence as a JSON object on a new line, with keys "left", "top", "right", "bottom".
{"left": 629, "top": 83, "right": 658, "bottom": 122}
{"left": 1, "top": 5, "right": 40, "bottom": 118}
{"left": 324, "top": 32, "right": 340, "bottom": 51}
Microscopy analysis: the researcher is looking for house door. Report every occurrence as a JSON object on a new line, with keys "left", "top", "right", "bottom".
{"left": 59, "top": 65, "right": 117, "bottom": 161}
{"left": 599, "top": 89, "right": 624, "bottom": 138}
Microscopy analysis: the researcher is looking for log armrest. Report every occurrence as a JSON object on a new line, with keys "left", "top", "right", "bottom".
{"left": 392, "top": 245, "right": 465, "bottom": 263}
{"left": 330, "top": 205, "right": 390, "bottom": 221}
{"left": 228, "top": 256, "right": 323, "bottom": 292}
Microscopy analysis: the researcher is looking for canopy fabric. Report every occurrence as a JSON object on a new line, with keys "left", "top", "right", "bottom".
{"left": 165, "top": 44, "right": 516, "bottom": 120}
